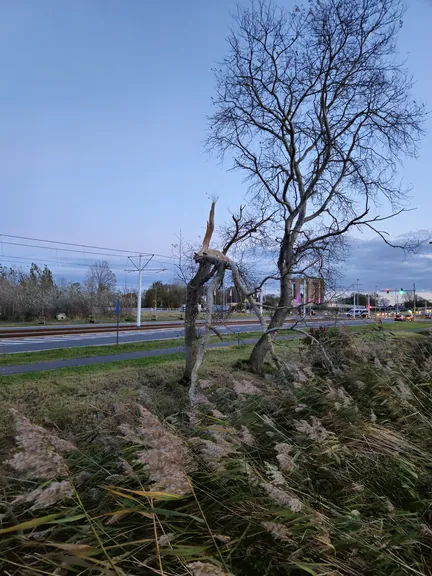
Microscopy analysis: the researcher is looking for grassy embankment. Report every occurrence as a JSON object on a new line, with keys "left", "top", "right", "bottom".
{"left": 1, "top": 328, "right": 432, "bottom": 574}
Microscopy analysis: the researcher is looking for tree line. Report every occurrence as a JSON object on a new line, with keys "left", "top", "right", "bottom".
{"left": 0, "top": 261, "right": 194, "bottom": 322}
{"left": 0, "top": 261, "right": 118, "bottom": 321}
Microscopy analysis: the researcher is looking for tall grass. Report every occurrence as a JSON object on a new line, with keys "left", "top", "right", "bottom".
{"left": 1, "top": 328, "right": 432, "bottom": 575}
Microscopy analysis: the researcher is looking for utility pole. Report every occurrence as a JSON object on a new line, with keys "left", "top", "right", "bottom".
{"left": 413, "top": 282, "right": 416, "bottom": 321}
{"left": 125, "top": 254, "right": 167, "bottom": 328}
{"left": 303, "top": 278, "right": 306, "bottom": 316}
{"left": 137, "top": 254, "right": 142, "bottom": 327}
{"left": 367, "top": 293, "right": 370, "bottom": 316}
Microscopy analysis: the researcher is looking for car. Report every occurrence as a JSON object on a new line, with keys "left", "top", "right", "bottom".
{"left": 346, "top": 308, "right": 369, "bottom": 319}
{"left": 394, "top": 312, "right": 413, "bottom": 321}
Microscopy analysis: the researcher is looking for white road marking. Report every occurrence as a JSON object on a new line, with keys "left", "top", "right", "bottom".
{"left": 0, "top": 328, "right": 185, "bottom": 349}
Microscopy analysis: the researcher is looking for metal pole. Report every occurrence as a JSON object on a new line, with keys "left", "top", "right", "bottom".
{"left": 413, "top": 282, "right": 416, "bottom": 321}
{"left": 357, "top": 279, "right": 359, "bottom": 313}
{"left": 367, "top": 293, "right": 370, "bottom": 317}
{"left": 396, "top": 290, "right": 399, "bottom": 315}
{"left": 303, "top": 278, "right": 306, "bottom": 316}
{"left": 259, "top": 289, "right": 263, "bottom": 316}
{"left": 116, "top": 298, "right": 120, "bottom": 345}
{"left": 137, "top": 254, "right": 142, "bottom": 328}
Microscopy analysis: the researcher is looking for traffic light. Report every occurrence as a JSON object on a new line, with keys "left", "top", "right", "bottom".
{"left": 400, "top": 288, "right": 404, "bottom": 294}
{"left": 386, "top": 288, "right": 390, "bottom": 294}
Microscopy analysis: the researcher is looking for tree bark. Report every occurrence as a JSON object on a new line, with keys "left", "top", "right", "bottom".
{"left": 249, "top": 270, "right": 292, "bottom": 373}
{"left": 184, "top": 261, "right": 213, "bottom": 381}
{"left": 189, "top": 264, "right": 225, "bottom": 403}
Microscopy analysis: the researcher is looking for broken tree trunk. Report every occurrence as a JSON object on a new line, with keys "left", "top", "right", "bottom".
{"left": 189, "top": 263, "right": 226, "bottom": 404}
{"left": 184, "top": 260, "right": 214, "bottom": 382}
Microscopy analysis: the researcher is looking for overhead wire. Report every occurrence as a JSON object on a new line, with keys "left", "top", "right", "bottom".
{"left": 0, "top": 253, "right": 132, "bottom": 271}
{"left": 0, "top": 233, "right": 176, "bottom": 260}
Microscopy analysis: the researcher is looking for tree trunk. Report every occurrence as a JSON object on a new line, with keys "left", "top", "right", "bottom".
{"left": 184, "top": 261, "right": 213, "bottom": 381}
{"left": 249, "top": 271, "right": 291, "bottom": 373}
{"left": 189, "top": 264, "right": 225, "bottom": 403}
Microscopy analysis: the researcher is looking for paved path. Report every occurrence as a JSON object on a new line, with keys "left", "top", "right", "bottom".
{"left": 0, "top": 321, "right": 430, "bottom": 376}
{"left": 0, "top": 336, "right": 303, "bottom": 376}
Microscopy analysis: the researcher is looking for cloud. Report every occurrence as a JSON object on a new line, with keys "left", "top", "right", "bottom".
{"left": 340, "top": 232, "right": 432, "bottom": 294}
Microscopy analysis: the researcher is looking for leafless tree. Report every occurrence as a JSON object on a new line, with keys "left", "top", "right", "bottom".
{"left": 85, "top": 261, "right": 117, "bottom": 315}
{"left": 85, "top": 261, "right": 117, "bottom": 295}
{"left": 184, "top": 201, "right": 273, "bottom": 384}
{"left": 172, "top": 231, "right": 199, "bottom": 287}
{"left": 207, "top": 0, "right": 426, "bottom": 372}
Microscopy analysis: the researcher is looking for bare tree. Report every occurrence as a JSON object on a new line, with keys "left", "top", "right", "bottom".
{"left": 184, "top": 201, "right": 273, "bottom": 383}
{"left": 207, "top": 0, "right": 425, "bottom": 372}
{"left": 85, "top": 261, "right": 117, "bottom": 315}
{"left": 85, "top": 261, "right": 117, "bottom": 295}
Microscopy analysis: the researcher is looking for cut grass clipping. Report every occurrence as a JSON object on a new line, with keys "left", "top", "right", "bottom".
{"left": 1, "top": 328, "right": 432, "bottom": 575}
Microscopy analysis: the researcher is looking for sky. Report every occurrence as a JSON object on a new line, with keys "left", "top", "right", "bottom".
{"left": 0, "top": 0, "right": 431, "bottom": 296}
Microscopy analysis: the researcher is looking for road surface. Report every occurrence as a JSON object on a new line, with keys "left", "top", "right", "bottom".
{"left": 0, "top": 318, "right": 387, "bottom": 355}
{"left": 0, "top": 337, "right": 298, "bottom": 376}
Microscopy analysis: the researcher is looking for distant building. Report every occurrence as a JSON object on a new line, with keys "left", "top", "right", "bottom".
{"left": 292, "top": 277, "right": 324, "bottom": 306}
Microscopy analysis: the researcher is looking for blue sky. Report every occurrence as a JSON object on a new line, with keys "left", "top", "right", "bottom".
{"left": 1, "top": 0, "right": 431, "bottom": 294}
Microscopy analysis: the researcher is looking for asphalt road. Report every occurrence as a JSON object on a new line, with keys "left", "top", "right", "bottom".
{"left": 0, "top": 319, "right": 429, "bottom": 376}
{"left": 0, "top": 318, "right": 384, "bottom": 354}
{"left": 0, "top": 318, "right": 262, "bottom": 332}
{"left": 0, "top": 337, "right": 297, "bottom": 376}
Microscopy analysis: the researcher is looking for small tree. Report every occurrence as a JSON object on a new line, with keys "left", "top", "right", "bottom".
{"left": 85, "top": 261, "right": 117, "bottom": 315}
{"left": 207, "top": 0, "right": 425, "bottom": 372}
{"left": 184, "top": 202, "right": 273, "bottom": 386}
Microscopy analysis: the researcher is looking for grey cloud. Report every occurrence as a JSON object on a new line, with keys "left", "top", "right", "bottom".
{"left": 341, "top": 232, "right": 432, "bottom": 293}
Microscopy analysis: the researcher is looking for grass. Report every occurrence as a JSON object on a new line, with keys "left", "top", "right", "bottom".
{"left": 0, "top": 321, "right": 430, "bottom": 369}
{"left": 0, "top": 329, "right": 298, "bottom": 367}
{"left": 0, "top": 346, "right": 253, "bottom": 440}
{"left": 0, "top": 338, "right": 186, "bottom": 366}
{"left": 353, "top": 319, "right": 432, "bottom": 331}
{"left": 1, "top": 329, "right": 432, "bottom": 574}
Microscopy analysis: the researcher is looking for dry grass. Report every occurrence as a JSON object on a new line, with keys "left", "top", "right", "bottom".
{"left": 1, "top": 331, "right": 432, "bottom": 575}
